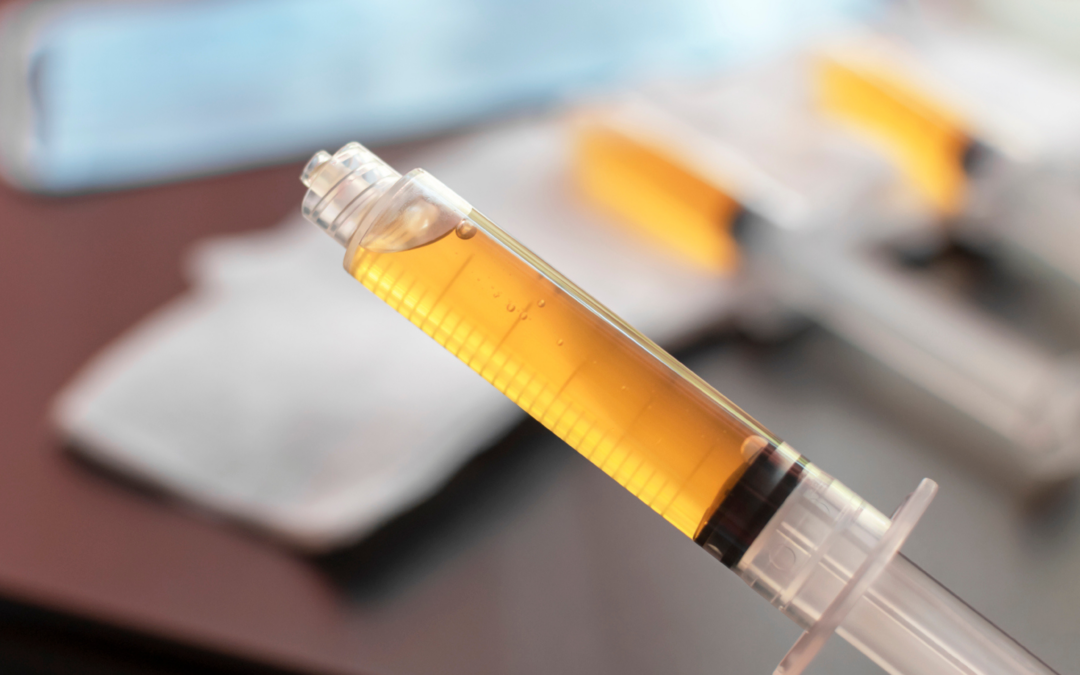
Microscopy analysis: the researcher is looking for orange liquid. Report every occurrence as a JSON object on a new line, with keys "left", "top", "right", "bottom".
{"left": 815, "top": 56, "right": 972, "bottom": 216}
{"left": 574, "top": 123, "right": 742, "bottom": 273}
{"left": 348, "top": 212, "right": 779, "bottom": 539}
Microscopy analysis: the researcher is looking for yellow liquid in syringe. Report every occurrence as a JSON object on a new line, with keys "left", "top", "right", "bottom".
{"left": 349, "top": 211, "right": 779, "bottom": 539}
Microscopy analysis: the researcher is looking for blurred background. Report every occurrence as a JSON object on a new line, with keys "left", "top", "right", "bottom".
{"left": 3, "top": 0, "right": 1080, "bottom": 673}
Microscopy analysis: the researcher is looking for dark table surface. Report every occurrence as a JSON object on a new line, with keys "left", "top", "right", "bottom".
{"left": 0, "top": 161, "right": 355, "bottom": 672}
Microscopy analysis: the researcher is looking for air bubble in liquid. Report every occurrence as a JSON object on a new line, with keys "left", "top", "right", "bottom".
{"left": 455, "top": 220, "right": 477, "bottom": 239}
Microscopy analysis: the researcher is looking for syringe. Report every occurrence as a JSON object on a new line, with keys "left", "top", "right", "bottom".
{"left": 817, "top": 30, "right": 1080, "bottom": 292}
{"left": 300, "top": 142, "right": 1059, "bottom": 675}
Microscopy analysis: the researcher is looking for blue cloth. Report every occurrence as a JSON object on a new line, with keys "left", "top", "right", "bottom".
{"left": 19, "top": 0, "right": 876, "bottom": 191}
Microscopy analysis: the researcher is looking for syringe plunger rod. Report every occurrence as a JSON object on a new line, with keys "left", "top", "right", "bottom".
{"left": 733, "top": 445, "right": 1054, "bottom": 675}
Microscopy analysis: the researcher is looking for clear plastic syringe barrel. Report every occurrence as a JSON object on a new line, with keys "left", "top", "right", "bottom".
{"left": 300, "top": 143, "right": 1059, "bottom": 675}
{"left": 303, "top": 142, "right": 781, "bottom": 542}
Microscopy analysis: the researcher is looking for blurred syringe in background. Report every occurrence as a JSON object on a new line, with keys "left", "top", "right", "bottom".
{"left": 817, "top": 26, "right": 1080, "bottom": 307}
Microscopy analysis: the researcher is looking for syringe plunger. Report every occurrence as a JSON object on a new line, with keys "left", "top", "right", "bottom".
{"left": 731, "top": 444, "right": 1053, "bottom": 675}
